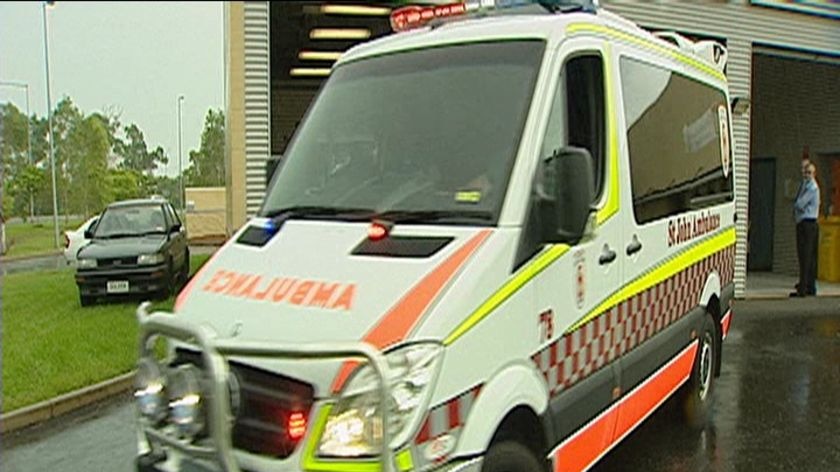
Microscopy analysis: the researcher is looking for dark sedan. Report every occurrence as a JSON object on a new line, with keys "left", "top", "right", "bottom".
{"left": 75, "top": 198, "right": 189, "bottom": 306}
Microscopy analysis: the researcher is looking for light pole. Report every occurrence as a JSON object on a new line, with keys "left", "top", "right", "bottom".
{"left": 43, "top": 1, "right": 60, "bottom": 249}
{"left": 177, "top": 95, "right": 185, "bottom": 210}
{"left": 0, "top": 81, "right": 33, "bottom": 218}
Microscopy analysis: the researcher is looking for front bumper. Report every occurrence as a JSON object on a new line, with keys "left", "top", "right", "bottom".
{"left": 135, "top": 303, "right": 397, "bottom": 472}
{"left": 76, "top": 264, "right": 168, "bottom": 297}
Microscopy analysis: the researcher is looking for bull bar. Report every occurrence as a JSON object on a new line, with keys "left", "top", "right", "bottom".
{"left": 136, "top": 302, "right": 396, "bottom": 472}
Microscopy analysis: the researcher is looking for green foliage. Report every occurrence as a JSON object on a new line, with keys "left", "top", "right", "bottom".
{"left": 105, "top": 168, "right": 144, "bottom": 202}
{"left": 2, "top": 97, "right": 219, "bottom": 222}
{"left": 65, "top": 115, "right": 111, "bottom": 215}
{"left": 115, "top": 123, "right": 168, "bottom": 175}
{"left": 185, "top": 109, "right": 225, "bottom": 187}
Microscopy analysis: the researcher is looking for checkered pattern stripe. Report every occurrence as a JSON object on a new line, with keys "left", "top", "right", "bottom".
{"left": 533, "top": 245, "right": 735, "bottom": 397}
{"left": 415, "top": 385, "right": 482, "bottom": 446}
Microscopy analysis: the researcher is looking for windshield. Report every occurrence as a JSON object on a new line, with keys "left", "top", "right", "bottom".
{"left": 261, "top": 40, "right": 545, "bottom": 225}
{"left": 93, "top": 205, "right": 167, "bottom": 238}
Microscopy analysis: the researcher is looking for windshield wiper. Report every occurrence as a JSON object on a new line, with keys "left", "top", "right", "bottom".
{"left": 96, "top": 232, "right": 140, "bottom": 239}
{"left": 262, "top": 205, "right": 377, "bottom": 222}
{"left": 374, "top": 209, "right": 494, "bottom": 224}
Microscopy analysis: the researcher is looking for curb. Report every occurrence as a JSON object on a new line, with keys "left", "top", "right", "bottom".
{"left": 0, "top": 371, "right": 135, "bottom": 434}
{"left": 0, "top": 250, "right": 63, "bottom": 264}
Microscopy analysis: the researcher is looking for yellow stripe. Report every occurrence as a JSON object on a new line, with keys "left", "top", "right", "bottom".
{"left": 303, "top": 405, "right": 414, "bottom": 472}
{"left": 567, "top": 23, "right": 726, "bottom": 82}
{"left": 444, "top": 244, "right": 570, "bottom": 346}
{"left": 396, "top": 449, "right": 414, "bottom": 471}
{"left": 596, "top": 43, "right": 620, "bottom": 225}
{"left": 568, "top": 228, "right": 736, "bottom": 332}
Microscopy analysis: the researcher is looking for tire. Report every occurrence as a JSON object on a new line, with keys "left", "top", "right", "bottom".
{"left": 80, "top": 295, "right": 94, "bottom": 307}
{"left": 482, "top": 441, "right": 546, "bottom": 472}
{"left": 158, "top": 260, "right": 174, "bottom": 300}
{"left": 180, "top": 248, "right": 191, "bottom": 285}
{"left": 681, "top": 313, "right": 718, "bottom": 429}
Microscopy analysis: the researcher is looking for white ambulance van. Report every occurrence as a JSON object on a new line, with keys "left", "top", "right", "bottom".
{"left": 134, "top": 1, "right": 736, "bottom": 471}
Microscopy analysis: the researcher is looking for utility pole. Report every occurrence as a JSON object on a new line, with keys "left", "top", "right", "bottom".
{"left": 43, "top": 1, "right": 60, "bottom": 248}
{"left": 177, "top": 95, "right": 185, "bottom": 210}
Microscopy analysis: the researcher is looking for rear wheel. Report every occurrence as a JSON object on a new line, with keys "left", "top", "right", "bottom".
{"left": 482, "top": 441, "right": 545, "bottom": 472}
{"left": 180, "top": 248, "right": 191, "bottom": 285}
{"left": 681, "top": 313, "right": 718, "bottom": 429}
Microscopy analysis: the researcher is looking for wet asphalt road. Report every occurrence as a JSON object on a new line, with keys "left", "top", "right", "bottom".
{"left": 2, "top": 297, "right": 839, "bottom": 472}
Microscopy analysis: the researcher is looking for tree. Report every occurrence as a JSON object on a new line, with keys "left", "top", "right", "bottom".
{"left": 185, "top": 109, "right": 225, "bottom": 187}
{"left": 1, "top": 103, "right": 33, "bottom": 220}
{"left": 115, "top": 123, "right": 168, "bottom": 175}
{"left": 65, "top": 115, "right": 110, "bottom": 216}
{"left": 105, "top": 169, "right": 143, "bottom": 202}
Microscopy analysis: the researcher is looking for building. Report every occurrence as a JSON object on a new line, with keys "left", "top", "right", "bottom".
{"left": 223, "top": 1, "right": 840, "bottom": 298}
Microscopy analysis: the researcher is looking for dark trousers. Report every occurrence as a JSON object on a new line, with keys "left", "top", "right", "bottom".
{"left": 796, "top": 219, "right": 818, "bottom": 295}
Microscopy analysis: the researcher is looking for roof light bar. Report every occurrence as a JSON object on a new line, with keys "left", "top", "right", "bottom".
{"left": 310, "top": 28, "right": 371, "bottom": 40}
{"left": 390, "top": 0, "right": 599, "bottom": 32}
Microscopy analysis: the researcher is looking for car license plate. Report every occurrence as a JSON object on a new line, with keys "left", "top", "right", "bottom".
{"left": 107, "top": 280, "right": 129, "bottom": 294}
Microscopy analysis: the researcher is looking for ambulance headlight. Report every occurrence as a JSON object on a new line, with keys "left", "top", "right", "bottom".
{"left": 134, "top": 357, "right": 166, "bottom": 422}
{"left": 167, "top": 364, "right": 205, "bottom": 439}
{"left": 318, "top": 343, "right": 443, "bottom": 457}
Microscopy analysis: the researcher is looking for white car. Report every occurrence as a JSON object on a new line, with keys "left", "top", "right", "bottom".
{"left": 63, "top": 215, "right": 99, "bottom": 266}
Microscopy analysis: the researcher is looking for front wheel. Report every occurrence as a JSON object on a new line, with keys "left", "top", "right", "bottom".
{"left": 681, "top": 313, "right": 718, "bottom": 429}
{"left": 79, "top": 295, "right": 94, "bottom": 307}
{"left": 482, "top": 441, "right": 545, "bottom": 472}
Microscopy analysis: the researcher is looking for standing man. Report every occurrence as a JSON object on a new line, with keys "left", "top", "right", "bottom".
{"left": 791, "top": 159, "right": 820, "bottom": 297}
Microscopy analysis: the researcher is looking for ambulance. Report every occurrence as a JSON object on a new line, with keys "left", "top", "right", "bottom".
{"left": 134, "top": 1, "right": 736, "bottom": 471}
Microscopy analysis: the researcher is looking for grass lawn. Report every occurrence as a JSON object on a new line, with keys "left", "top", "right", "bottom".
{"left": 4, "top": 219, "right": 83, "bottom": 259}
{"left": 1, "top": 254, "right": 210, "bottom": 412}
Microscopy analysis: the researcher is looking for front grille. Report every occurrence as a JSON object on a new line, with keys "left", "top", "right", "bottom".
{"left": 174, "top": 349, "right": 315, "bottom": 459}
{"left": 100, "top": 256, "right": 138, "bottom": 267}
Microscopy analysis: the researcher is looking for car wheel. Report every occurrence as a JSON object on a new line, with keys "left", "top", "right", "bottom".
{"left": 681, "top": 312, "right": 718, "bottom": 429}
{"left": 180, "top": 248, "right": 191, "bottom": 285}
{"left": 80, "top": 295, "right": 94, "bottom": 307}
{"left": 158, "top": 260, "right": 174, "bottom": 300}
{"left": 482, "top": 441, "right": 546, "bottom": 472}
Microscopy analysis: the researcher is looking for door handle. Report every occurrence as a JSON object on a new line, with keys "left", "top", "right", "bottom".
{"left": 626, "top": 236, "right": 642, "bottom": 256}
{"left": 599, "top": 245, "right": 617, "bottom": 265}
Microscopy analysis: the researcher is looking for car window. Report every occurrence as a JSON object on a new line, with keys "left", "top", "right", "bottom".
{"left": 94, "top": 205, "right": 168, "bottom": 238}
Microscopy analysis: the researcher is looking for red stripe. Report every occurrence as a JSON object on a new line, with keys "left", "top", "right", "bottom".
{"left": 448, "top": 399, "right": 461, "bottom": 429}
{"left": 721, "top": 310, "right": 732, "bottom": 339}
{"left": 553, "top": 342, "right": 698, "bottom": 472}
{"left": 416, "top": 417, "right": 432, "bottom": 444}
{"left": 331, "top": 230, "right": 491, "bottom": 392}
{"left": 174, "top": 240, "right": 230, "bottom": 312}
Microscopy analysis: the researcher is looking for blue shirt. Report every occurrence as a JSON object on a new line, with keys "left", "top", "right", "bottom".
{"left": 794, "top": 178, "right": 820, "bottom": 223}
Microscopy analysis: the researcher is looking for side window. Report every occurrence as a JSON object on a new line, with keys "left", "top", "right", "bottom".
{"left": 540, "top": 53, "right": 606, "bottom": 202}
{"left": 620, "top": 57, "right": 734, "bottom": 224}
{"left": 165, "top": 205, "right": 180, "bottom": 228}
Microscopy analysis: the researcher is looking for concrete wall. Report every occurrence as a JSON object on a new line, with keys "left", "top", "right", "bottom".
{"left": 225, "top": 2, "right": 248, "bottom": 235}
{"left": 751, "top": 54, "right": 840, "bottom": 275}
{"left": 185, "top": 187, "right": 227, "bottom": 243}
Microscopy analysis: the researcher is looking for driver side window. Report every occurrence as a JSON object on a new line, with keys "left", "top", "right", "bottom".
{"left": 540, "top": 53, "right": 606, "bottom": 201}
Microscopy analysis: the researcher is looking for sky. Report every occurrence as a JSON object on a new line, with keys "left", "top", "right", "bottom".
{"left": 0, "top": 1, "right": 224, "bottom": 178}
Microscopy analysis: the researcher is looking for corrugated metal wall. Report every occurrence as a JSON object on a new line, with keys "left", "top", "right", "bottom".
{"left": 243, "top": 1, "right": 271, "bottom": 216}
{"left": 602, "top": 1, "right": 840, "bottom": 297}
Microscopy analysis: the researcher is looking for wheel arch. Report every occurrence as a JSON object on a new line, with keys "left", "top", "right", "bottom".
{"left": 454, "top": 361, "right": 553, "bottom": 461}
{"left": 699, "top": 272, "right": 723, "bottom": 376}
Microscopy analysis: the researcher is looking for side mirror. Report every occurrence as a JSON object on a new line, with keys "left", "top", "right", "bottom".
{"left": 84, "top": 230, "right": 94, "bottom": 239}
{"left": 540, "top": 146, "right": 595, "bottom": 244}
{"left": 171, "top": 223, "right": 182, "bottom": 233}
